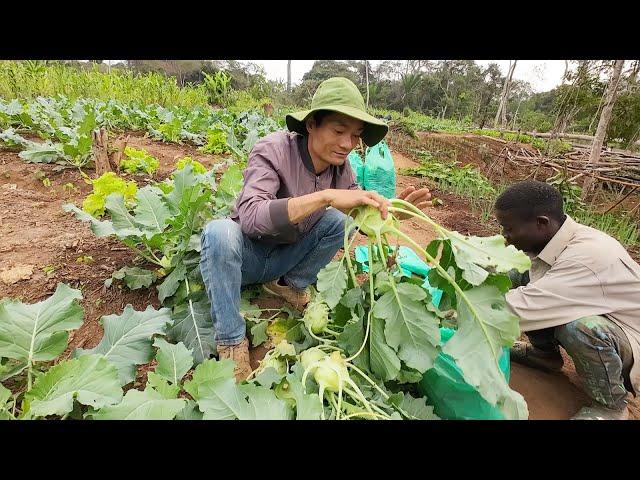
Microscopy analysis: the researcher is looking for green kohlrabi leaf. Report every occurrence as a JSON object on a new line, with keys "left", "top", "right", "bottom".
{"left": 74, "top": 305, "right": 172, "bottom": 385}
{"left": 0, "top": 283, "right": 83, "bottom": 365}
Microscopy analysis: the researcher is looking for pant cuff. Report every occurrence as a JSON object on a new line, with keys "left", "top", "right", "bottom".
{"left": 215, "top": 334, "right": 247, "bottom": 347}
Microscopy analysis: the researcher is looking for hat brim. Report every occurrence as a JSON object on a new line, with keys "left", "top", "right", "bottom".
{"left": 286, "top": 105, "right": 388, "bottom": 147}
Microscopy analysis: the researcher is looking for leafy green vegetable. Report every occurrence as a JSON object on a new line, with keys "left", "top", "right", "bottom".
{"left": 167, "top": 298, "right": 216, "bottom": 365}
{"left": 0, "top": 283, "right": 83, "bottom": 388}
{"left": 175, "top": 156, "right": 207, "bottom": 174}
{"left": 74, "top": 305, "right": 172, "bottom": 385}
{"left": 24, "top": 354, "right": 122, "bottom": 418}
{"left": 120, "top": 146, "right": 159, "bottom": 174}
{"left": 106, "top": 266, "right": 157, "bottom": 290}
{"left": 152, "top": 337, "right": 194, "bottom": 386}
{"left": 81, "top": 172, "right": 137, "bottom": 218}
{"left": 91, "top": 387, "right": 185, "bottom": 420}
{"left": 199, "top": 128, "right": 230, "bottom": 154}
{"left": 184, "top": 359, "right": 293, "bottom": 420}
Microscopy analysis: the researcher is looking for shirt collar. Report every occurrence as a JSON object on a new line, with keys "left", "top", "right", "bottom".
{"left": 536, "top": 215, "right": 579, "bottom": 266}
{"left": 296, "top": 134, "right": 316, "bottom": 175}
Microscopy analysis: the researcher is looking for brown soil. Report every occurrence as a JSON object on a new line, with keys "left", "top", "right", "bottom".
{"left": 0, "top": 134, "right": 227, "bottom": 358}
{"left": 1, "top": 129, "right": 638, "bottom": 420}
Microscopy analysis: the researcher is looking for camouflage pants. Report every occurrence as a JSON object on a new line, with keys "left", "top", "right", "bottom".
{"left": 509, "top": 270, "right": 634, "bottom": 409}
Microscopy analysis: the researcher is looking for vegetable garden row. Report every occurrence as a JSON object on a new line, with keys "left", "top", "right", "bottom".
{"left": 1, "top": 95, "right": 532, "bottom": 420}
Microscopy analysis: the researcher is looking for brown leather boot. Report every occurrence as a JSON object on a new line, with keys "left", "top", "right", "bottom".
{"left": 510, "top": 341, "right": 564, "bottom": 373}
{"left": 262, "top": 280, "right": 310, "bottom": 312}
{"left": 216, "top": 337, "right": 252, "bottom": 382}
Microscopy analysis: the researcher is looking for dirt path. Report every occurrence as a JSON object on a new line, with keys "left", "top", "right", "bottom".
{"left": 1, "top": 130, "right": 638, "bottom": 419}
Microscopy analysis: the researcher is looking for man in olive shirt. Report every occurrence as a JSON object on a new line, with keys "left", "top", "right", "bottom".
{"left": 495, "top": 180, "right": 640, "bottom": 420}
{"left": 200, "top": 77, "right": 431, "bottom": 380}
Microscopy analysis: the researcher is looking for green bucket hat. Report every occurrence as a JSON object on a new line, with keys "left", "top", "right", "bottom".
{"left": 286, "top": 77, "right": 389, "bottom": 147}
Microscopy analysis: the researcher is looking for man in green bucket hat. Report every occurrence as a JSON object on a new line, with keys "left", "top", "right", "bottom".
{"left": 285, "top": 76, "right": 390, "bottom": 148}
{"left": 200, "top": 77, "right": 431, "bottom": 380}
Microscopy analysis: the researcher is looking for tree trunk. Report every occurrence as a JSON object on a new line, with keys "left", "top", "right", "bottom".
{"left": 477, "top": 88, "right": 494, "bottom": 129}
{"left": 503, "top": 60, "right": 517, "bottom": 128}
{"left": 92, "top": 128, "right": 129, "bottom": 176}
{"left": 494, "top": 60, "right": 517, "bottom": 129}
{"left": 511, "top": 97, "right": 523, "bottom": 130}
{"left": 501, "top": 88, "right": 509, "bottom": 128}
{"left": 365, "top": 60, "right": 370, "bottom": 108}
{"left": 582, "top": 60, "right": 625, "bottom": 199}
{"left": 287, "top": 60, "right": 291, "bottom": 92}
{"left": 552, "top": 61, "right": 584, "bottom": 138}
{"left": 588, "top": 82, "right": 610, "bottom": 133}
{"left": 92, "top": 128, "right": 111, "bottom": 176}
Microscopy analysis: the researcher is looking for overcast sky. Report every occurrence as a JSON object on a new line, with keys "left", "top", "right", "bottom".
{"left": 236, "top": 60, "right": 569, "bottom": 93}
{"left": 104, "top": 59, "right": 570, "bottom": 93}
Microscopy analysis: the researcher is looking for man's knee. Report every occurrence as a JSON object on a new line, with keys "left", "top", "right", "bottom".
{"left": 202, "top": 219, "right": 243, "bottom": 257}
{"left": 556, "top": 316, "right": 631, "bottom": 406}
{"left": 323, "top": 207, "right": 348, "bottom": 234}
{"left": 556, "top": 318, "right": 594, "bottom": 349}
{"left": 555, "top": 316, "right": 625, "bottom": 362}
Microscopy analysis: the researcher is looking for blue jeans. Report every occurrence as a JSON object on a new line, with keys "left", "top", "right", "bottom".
{"left": 199, "top": 208, "right": 348, "bottom": 346}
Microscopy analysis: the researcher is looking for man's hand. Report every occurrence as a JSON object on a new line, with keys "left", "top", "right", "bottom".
{"left": 324, "top": 189, "right": 391, "bottom": 219}
{"left": 395, "top": 186, "right": 431, "bottom": 220}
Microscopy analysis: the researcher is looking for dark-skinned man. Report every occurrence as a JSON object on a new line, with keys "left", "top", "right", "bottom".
{"left": 494, "top": 180, "right": 640, "bottom": 420}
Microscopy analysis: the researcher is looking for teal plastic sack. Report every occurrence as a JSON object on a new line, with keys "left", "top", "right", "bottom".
{"left": 348, "top": 150, "right": 364, "bottom": 186}
{"left": 347, "top": 141, "right": 396, "bottom": 199}
{"left": 354, "top": 245, "right": 443, "bottom": 307}
{"left": 417, "top": 328, "right": 511, "bottom": 420}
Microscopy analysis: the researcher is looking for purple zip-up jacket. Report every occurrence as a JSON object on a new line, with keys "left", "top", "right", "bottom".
{"left": 230, "top": 131, "right": 359, "bottom": 244}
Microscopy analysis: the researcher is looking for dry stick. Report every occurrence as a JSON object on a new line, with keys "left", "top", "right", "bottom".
{"left": 603, "top": 186, "right": 638, "bottom": 215}
{"left": 506, "top": 156, "right": 640, "bottom": 188}
{"left": 504, "top": 148, "right": 640, "bottom": 167}
{"left": 628, "top": 198, "right": 640, "bottom": 217}
{"left": 569, "top": 172, "right": 586, "bottom": 183}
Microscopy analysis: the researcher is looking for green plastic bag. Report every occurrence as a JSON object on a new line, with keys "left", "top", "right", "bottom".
{"left": 352, "top": 244, "right": 511, "bottom": 420}
{"left": 348, "top": 141, "right": 396, "bottom": 199}
{"left": 418, "top": 328, "right": 511, "bottom": 420}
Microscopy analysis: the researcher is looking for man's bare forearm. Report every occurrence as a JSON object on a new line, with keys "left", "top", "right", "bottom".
{"left": 287, "top": 190, "right": 331, "bottom": 224}
{"left": 286, "top": 188, "right": 391, "bottom": 225}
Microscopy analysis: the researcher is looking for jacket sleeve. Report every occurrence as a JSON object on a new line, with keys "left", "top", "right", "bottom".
{"left": 234, "top": 140, "right": 297, "bottom": 241}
